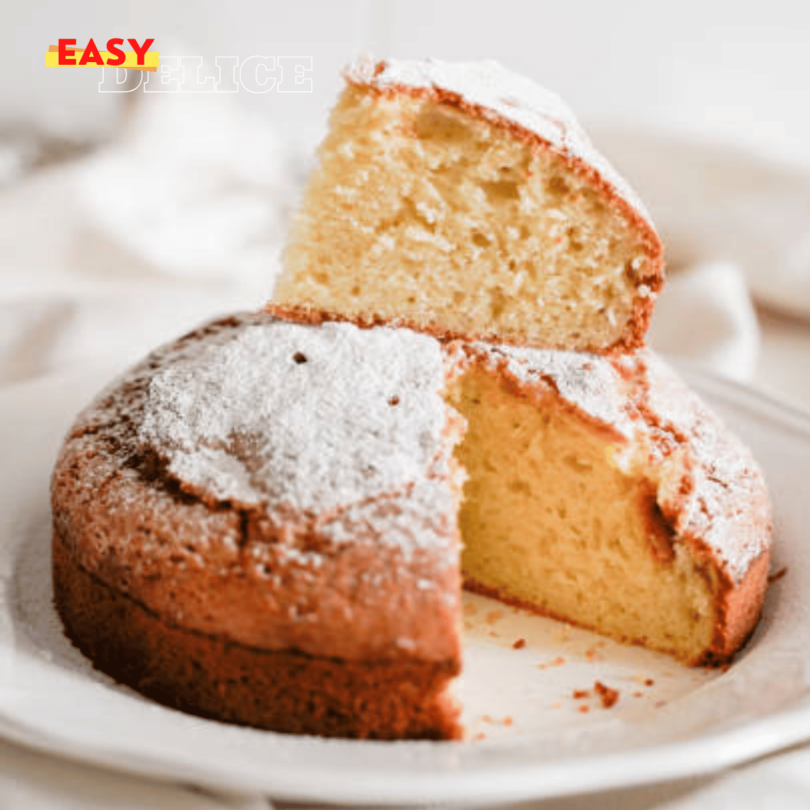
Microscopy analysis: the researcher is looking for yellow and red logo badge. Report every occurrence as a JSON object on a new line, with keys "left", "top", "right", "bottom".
{"left": 46, "top": 39, "right": 159, "bottom": 72}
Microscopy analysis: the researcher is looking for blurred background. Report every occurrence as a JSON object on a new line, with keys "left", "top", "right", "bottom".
{"left": 2, "top": 0, "right": 810, "bottom": 403}
{"left": 10, "top": 0, "right": 810, "bottom": 157}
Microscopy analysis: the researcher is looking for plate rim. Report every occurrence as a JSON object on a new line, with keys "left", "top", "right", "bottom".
{"left": 1, "top": 695, "right": 808, "bottom": 805}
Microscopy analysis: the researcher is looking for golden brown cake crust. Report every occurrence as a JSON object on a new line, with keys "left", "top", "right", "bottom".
{"left": 345, "top": 58, "right": 665, "bottom": 355}
{"left": 53, "top": 535, "right": 461, "bottom": 740}
{"left": 51, "top": 313, "right": 463, "bottom": 663}
{"left": 51, "top": 311, "right": 464, "bottom": 740}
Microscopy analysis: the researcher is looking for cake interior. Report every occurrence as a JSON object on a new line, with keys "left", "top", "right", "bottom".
{"left": 448, "top": 366, "right": 717, "bottom": 663}
{"left": 277, "top": 85, "right": 655, "bottom": 351}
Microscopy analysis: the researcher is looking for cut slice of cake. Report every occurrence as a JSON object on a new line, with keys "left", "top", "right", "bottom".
{"left": 275, "top": 57, "right": 664, "bottom": 353}
{"left": 450, "top": 342, "right": 771, "bottom": 664}
{"left": 53, "top": 309, "right": 772, "bottom": 740}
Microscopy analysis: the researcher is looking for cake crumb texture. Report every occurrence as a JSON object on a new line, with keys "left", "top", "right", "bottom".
{"left": 277, "top": 57, "right": 663, "bottom": 353}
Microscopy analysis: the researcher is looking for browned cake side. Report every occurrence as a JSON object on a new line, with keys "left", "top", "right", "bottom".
{"left": 53, "top": 537, "right": 461, "bottom": 739}
{"left": 51, "top": 311, "right": 465, "bottom": 740}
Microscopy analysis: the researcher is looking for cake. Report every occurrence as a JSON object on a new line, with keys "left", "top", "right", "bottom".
{"left": 52, "top": 308, "right": 772, "bottom": 740}
{"left": 53, "top": 311, "right": 466, "bottom": 740}
{"left": 275, "top": 57, "right": 664, "bottom": 353}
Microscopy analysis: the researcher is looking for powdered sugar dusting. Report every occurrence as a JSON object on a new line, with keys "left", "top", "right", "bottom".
{"left": 472, "top": 341, "right": 770, "bottom": 582}
{"left": 139, "top": 316, "right": 449, "bottom": 516}
{"left": 321, "top": 477, "right": 460, "bottom": 563}
{"left": 639, "top": 352, "right": 771, "bottom": 583}
{"left": 474, "top": 342, "right": 635, "bottom": 439}
{"left": 131, "top": 311, "right": 767, "bottom": 583}
{"left": 347, "top": 56, "right": 653, "bottom": 225}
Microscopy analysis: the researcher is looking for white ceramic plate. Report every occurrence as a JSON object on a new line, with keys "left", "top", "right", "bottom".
{"left": 1, "top": 364, "right": 808, "bottom": 806}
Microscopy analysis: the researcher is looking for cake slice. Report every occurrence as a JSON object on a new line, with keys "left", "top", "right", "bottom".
{"left": 53, "top": 309, "right": 771, "bottom": 740}
{"left": 275, "top": 57, "right": 664, "bottom": 352}
{"left": 451, "top": 342, "right": 770, "bottom": 664}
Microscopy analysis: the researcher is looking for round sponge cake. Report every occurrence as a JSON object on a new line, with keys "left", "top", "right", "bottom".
{"left": 52, "top": 309, "right": 772, "bottom": 739}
